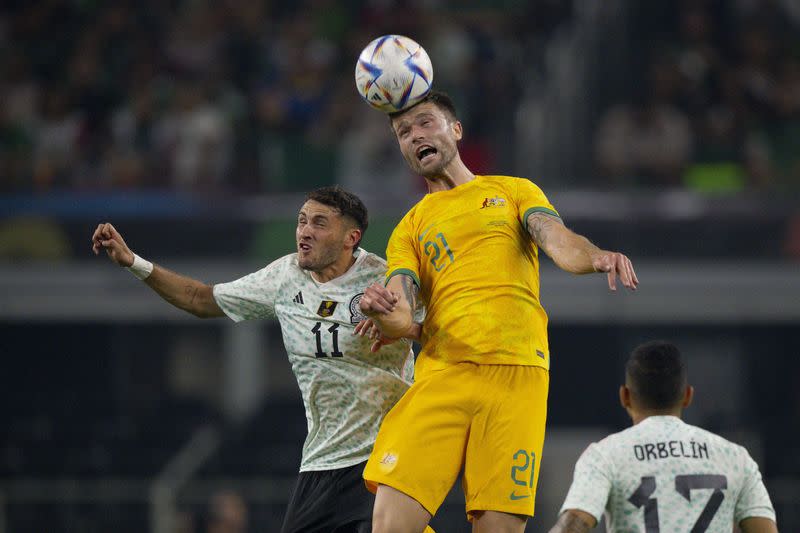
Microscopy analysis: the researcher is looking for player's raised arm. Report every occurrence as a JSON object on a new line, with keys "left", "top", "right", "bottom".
{"left": 526, "top": 212, "right": 638, "bottom": 291}
{"left": 358, "top": 275, "right": 419, "bottom": 340}
{"left": 548, "top": 509, "right": 597, "bottom": 533}
{"left": 91, "top": 222, "right": 225, "bottom": 318}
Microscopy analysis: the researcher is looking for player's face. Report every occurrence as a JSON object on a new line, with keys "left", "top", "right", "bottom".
{"left": 296, "top": 200, "right": 349, "bottom": 272}
{"left": 392, "top": 102, "right": 461, "bottom": 177}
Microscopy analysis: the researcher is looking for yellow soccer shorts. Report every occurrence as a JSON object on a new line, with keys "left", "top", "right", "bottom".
{"left": 363, "top": 362, "right": 549, "bottom": 520}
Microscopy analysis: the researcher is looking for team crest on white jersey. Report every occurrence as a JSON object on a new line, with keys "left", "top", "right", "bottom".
{"left": 349, "top": 293, "right": 367, "bottom": 324}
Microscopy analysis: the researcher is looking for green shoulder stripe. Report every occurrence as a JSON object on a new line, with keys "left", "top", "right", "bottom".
{"left": 386, "top": 268, "right": 421, "bottom": 289}
{"left": 522, "top": 206, "right": 562, "bottom": 223}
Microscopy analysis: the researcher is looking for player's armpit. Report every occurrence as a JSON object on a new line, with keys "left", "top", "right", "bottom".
{"left": 547, "top": 509, "right": 597, "bottom": 533}
{"left": 739, "top": 516, "right": 778, "bottom": 533}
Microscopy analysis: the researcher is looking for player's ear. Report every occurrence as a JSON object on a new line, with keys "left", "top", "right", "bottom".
{"left": 682, "top": 385, "right": 694, "bottom": 408}
{"left": 452, "top": 120, "right": 463, "bottom": 141}
{"left": 619, "top": 385, "right": 631, "bottom": 409}
{"left": 345, "top": 227, "right": 362, "bottom": 249}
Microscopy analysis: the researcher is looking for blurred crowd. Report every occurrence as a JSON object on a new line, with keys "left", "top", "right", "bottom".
{"left": 0, "top": 0, "right": 566, "bottom": 196}
{"left": 595, "top": 0, "right": 800, "bottom": 190}
{"left": 1, "top": 0, "right": 798, "bottom": 196}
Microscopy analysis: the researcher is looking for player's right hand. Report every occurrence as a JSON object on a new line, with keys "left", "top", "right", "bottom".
{"left": 359, "top": 282, "right": 398, "bottom": 316}
{"left": 354, "top": 318, "right": 399, "bottom": 353}
{"left": 91, "top": 223, "right": 134, "bottom": 267}
{"left": 591, "top": 250, "right": 638, "bottom": 291}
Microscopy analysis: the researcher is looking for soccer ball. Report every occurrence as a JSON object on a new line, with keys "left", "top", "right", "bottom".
{"left": 355, "top": 35, "right": 433, "bottom": 114}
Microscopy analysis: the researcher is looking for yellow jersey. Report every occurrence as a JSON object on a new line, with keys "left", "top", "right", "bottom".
{"left": 386, "top": 175, "right": 559, "bottom": 376}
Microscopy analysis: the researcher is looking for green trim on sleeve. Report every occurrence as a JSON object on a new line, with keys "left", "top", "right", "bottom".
{"left": 386, "top": 268, "right": 421, "bottom": 289}
{"left": 522, "top": 206, "right": 562, "bottom": 224}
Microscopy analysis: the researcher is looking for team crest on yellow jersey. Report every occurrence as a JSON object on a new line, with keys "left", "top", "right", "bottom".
{"left": 480, "top": 196, "right": 506, "bottom": 209}
{"left": 316, "top": 300, "right": 338, "bottom": 317}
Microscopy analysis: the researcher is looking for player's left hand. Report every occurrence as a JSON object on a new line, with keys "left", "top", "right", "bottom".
{"left": 359, "top": 282, "right": 398, "bottom": 316}
{"left": 592, "top": 251, "right": 638, "bottom": 291}
{"left": 354, "top": 318, "right": 399, "bottom": 353}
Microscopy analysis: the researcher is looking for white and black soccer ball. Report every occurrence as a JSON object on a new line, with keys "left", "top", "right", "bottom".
{"left": 355, "top": 35, "right": 433, "bottom": 114}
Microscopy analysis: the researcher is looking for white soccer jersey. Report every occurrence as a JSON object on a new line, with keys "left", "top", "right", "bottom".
{"left": 560, "top": 416, "right": 775, "bottom": 532}
{"left": 213, "top": 249, "right": 415, "bottom": 472}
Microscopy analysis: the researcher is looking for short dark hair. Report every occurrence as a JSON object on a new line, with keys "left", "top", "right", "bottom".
{"left": 625, "top": 341, "right": 687, "bottom": 410}
{"left": 389, "top": 89, "right": 458, "bottom": 123}
{"left": 305, "top": 186, "right": 368, "bottom": 248}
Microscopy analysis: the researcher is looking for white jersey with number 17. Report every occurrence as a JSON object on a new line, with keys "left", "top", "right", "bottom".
{"left": 560, "top": 416, "right": 775, "bottom": 532}
{"left": 212, "top": 249, "right": 415, "bottom": 472}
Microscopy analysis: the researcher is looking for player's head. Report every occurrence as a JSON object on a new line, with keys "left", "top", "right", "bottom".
{"left": 296, "top": 186, "right": 368, "bottom": 272}
{"left": 207, "top": 489, "right": 247, "bottom": 533}
{"left": 620, "top": 340, "right": 693, "bottom": 423}
{"left": 388, "top": 90, "right": 463, "bottom": 178}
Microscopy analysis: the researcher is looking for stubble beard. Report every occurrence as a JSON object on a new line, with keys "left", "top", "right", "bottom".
{"left": 412, "top": 144, "right": 456, "bottom": 179}
{"left": 298, "top": 243, "right": 340, "bottom": 274}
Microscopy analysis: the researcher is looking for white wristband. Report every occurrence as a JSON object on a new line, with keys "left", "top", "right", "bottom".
{"left": 126, "top": 253, "right": 154, "bottom": 280}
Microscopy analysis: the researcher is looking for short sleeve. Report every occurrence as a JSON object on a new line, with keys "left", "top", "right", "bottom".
{"left": 385, "top": 214, "right": 421, "bottom": 288}
{"left": 559, "top": 443, "right": 613, "bottom": 523}
{"left": 734, "top": 451, "right": 776, "bottom": 523}
{"left": 516, "top": 178, "right": 560, "bottom": 225}
{"left": 212, "top": 257, "right": 286, "bottom": 322}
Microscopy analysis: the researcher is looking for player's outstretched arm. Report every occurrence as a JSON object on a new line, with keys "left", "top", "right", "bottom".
{"left": 526, "top": 212, "right": 638, "bottom": 291}
{"left": 548, "top": 509, "right": 596, "bottom": 533}
{"left": 91, "top": 222, "right": 225, "bottom": 318}
{"left": 358, "top": 275, "right": 418, "bottom": 339}
{"left": 740, "top": 517, "right": 778, "bottom": 533}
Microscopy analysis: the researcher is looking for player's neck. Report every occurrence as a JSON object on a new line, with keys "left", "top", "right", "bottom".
{"left": 311, "top": 252, "right": 357, "bottom": 283}
{"left": 424, "top": 156, "right": 475, "bottom": 193}
{"left": 631, "top": 409, "right": 683, "bottom": 425}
